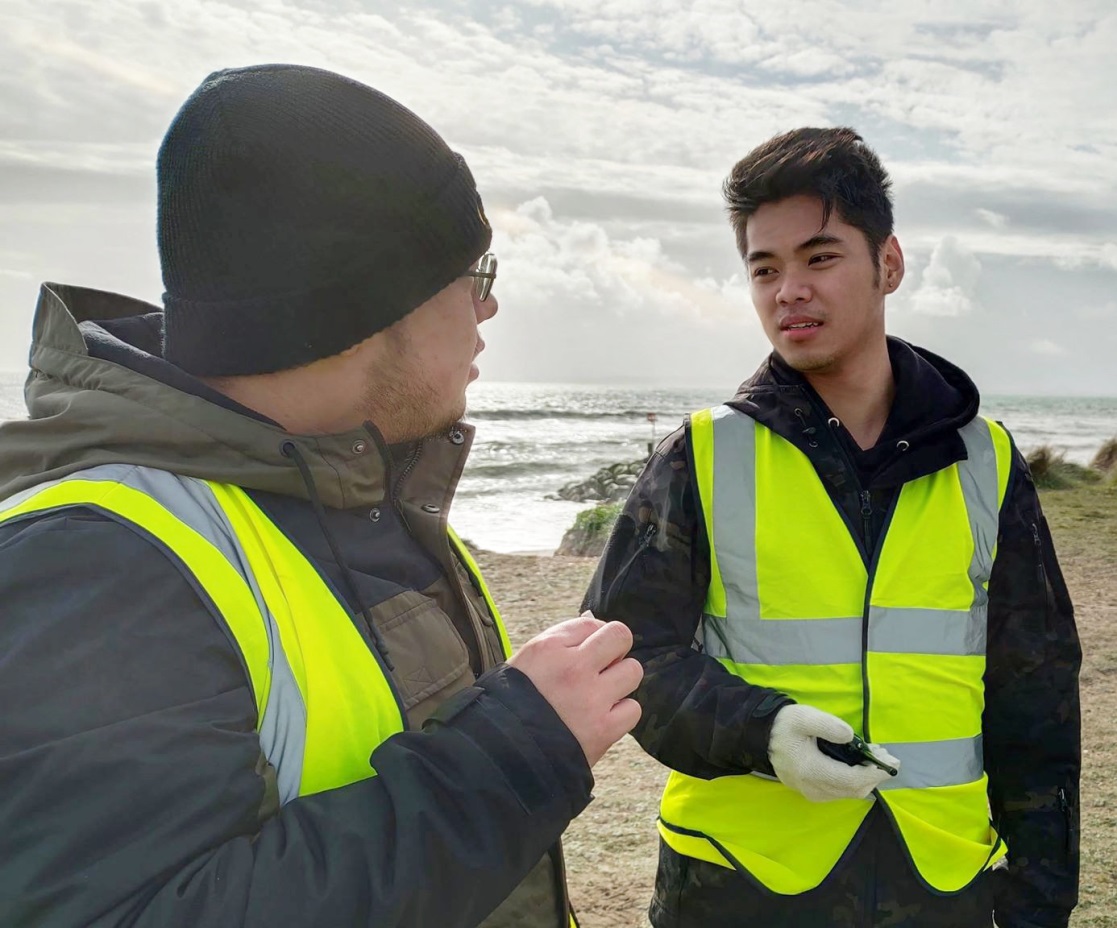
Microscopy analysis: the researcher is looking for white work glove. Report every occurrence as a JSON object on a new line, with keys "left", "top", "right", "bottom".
{"left": 768, "top": 704, "right": 900, "bottom": 803}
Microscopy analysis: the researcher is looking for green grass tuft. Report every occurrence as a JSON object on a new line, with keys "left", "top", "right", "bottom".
{"left": 572, "top": 501, "right": 623, "bottom": 534}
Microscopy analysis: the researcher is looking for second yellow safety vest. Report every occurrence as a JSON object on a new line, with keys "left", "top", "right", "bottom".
{"left": 658, "top": 408, "right": 1012, "bottom": 894}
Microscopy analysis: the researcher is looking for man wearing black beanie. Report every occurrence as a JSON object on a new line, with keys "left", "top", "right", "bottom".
{"left": 0, "top": 65, "right": 641, "bottom": 927}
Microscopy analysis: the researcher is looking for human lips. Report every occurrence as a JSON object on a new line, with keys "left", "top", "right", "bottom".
{"left": 777, "top": 314, "right": 824, "bottom": 344}
{"left": 779, "top": 314, "right": 824, "bottom": 332}
{"left": 469, "top": 340, "right": 484, "bottom": 381}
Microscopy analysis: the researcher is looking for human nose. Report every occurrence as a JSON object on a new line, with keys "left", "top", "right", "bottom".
{"left": 776, "top": 268, "right": 811, "bottom": 305}
{"left": 475, "top": 291, "right": 499, "bottom": 322}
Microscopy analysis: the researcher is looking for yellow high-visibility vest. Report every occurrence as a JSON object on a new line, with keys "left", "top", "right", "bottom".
{"left": 0, "top": 463, "right": 510, "bottom": 802}
{"left": 658, "top": 407, "right": 1012, "bottom": 894}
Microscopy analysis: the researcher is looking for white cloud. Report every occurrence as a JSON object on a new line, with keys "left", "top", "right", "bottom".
{"left": 480, "top": 196, "right": 764, "bottom": 383}
{"left": 907, "top": 237, "right": 983, "bottom": 317}
{"left": 494, "top": 196, "right": 754, "bottom": 324}
{"left": 1030, "top": 338, "right": 1068, "bottom": 356}
{"left": 0, "top": 0, "right": 1115, "bottom": 391}
{"left": 975, "top": 208, "right": 1008, "bottom": 229}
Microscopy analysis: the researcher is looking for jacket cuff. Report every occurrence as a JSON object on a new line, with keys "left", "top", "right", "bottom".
{"left": 741, "top": 692, "right": 796, "bottom": 777}
{"left": 425, "top": 665, "right": 594, "bottom": 820}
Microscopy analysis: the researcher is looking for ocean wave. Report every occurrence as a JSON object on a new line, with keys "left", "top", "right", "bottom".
{"left": 467, "top": 408, "right": 685, "bottom": 421}
{"left": 461, "top": 461, "right": 581, "bottom": 479}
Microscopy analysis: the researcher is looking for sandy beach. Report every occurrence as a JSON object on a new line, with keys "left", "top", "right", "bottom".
{"left": 475, "top": 482, "right": 1117, "bottom": 928}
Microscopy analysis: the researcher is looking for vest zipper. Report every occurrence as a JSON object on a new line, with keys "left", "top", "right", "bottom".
{"left": 602, "top": 522, "right": 658, "bottom": 614}
{"left": 860, "top": 490, "right": 873, "bottom": 548}
{"left": 801, "top": 396, "right": 877, "bottom": 738}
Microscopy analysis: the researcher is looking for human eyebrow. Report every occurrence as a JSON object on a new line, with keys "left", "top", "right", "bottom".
{"left": 796, "top": 234, "right": 844, "bottom": 252}
{"left": 746, "top": 234, "right": 845, "bottom": 263}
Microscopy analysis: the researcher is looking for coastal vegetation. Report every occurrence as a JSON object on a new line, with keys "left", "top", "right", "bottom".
{"left": 1027, "top": 440, "right": 1117, "bottom": 490}
{"left": 556, "top": 501, "right": 623, "bottom": 556}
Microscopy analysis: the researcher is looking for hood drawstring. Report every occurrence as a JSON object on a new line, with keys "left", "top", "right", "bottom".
{"left": 280, "top": 440, "right": 394, "bottom": 671}
{"left": 362, "top": 421, "right": 421, "bottom": 525}
{"left": 794, "top": 407, "right": 819, "bottom": 448}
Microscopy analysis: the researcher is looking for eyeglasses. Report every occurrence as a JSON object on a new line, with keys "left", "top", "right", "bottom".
{"left": 464, "top": 252, "right": 497, "bottom": 302}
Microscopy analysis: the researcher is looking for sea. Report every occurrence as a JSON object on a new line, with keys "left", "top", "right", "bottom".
{"left": 2, "top": 372, "right": 1115, "bottom": 553}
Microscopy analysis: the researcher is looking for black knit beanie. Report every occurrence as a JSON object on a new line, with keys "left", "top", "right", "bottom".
{"left": 158, "top": 64, "right": 492, "bottom": 376}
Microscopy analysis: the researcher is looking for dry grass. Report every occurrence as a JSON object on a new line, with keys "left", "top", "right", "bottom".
{"left": 1090, "top": 438, "right": 1117, "bottom": 477}
{"left": 476, "top": 482, "right": 1117, "bottom": 927}
{"left": 1028, "top": 445, "right": 1103, "bottom": 490}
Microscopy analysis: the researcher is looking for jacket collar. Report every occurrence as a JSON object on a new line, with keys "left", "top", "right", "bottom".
{"left": 725, "top": 337, "right": 980, "bottom": 487}
{"left": 0, "top": 282, "right": 472, "bottom": 513}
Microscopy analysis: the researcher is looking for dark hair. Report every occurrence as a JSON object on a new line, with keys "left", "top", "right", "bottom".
{"left": 723, "top": 127, "right": 894, "bottom": 260}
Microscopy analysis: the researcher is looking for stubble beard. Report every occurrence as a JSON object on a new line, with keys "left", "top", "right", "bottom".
{"left": 360, "top": 340, "right": 466, "bottom": 444}
{"left": 786, "top": 353, "right": 839, "bottom": 374}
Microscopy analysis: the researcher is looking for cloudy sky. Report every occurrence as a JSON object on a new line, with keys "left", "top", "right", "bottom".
{"left": 2, "top": 0, "right": 1115, "bottom": 394}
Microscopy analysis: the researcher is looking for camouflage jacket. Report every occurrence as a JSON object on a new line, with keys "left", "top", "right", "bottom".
{"left": 584, "top": 338, "right": 1081, "bottom": 928}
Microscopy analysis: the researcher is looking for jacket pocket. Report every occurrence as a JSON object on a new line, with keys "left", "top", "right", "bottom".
{"left": 371, "top": 590, "right": 473, "bottom": 724}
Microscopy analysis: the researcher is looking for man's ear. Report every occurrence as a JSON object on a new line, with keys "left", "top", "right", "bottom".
{"left": 881, "top": 235, "right": 905, "bottom": 294}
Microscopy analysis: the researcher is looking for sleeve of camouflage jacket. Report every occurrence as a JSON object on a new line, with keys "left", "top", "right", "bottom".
{"left": 0, "top": 510, "right": 592, "bottom": 928}
{"left": 582, "top": 424, "right": 794, "bottom": 779}
{"left": 984, "top": 445, "right": 1081, "bottom": 928}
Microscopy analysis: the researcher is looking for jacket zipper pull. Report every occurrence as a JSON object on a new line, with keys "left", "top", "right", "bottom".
{"left": 860, "top": 490, "right": 873, "bottom": 546}
{"left": 601, "top": 523, "right": 658, "bottom": 614}
{"left": 1031, "top": 522, "right": 1046, "bottom": 583}
{"left": 1058, "top": 786, "right": 1072, "bottom": 854}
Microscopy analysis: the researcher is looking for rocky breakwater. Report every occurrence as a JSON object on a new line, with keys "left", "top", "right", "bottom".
{"left": 553, "top": 458, "right": 647, "bottom": 504}
{"left": 553, "top": 458, "right": 648, "bottom": 556}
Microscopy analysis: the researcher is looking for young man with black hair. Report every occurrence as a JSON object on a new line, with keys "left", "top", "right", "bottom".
{"left": 585, "top": 127, "right": 1080, "bottom": 928}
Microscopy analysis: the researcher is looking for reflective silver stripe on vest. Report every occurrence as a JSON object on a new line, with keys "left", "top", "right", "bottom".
{"left": 0, "top": 464, "right": 307, "bottom": 805}
{"left": 701, "top": 405, "right": 758, "bottom": 658}
{"left": 958, "top": 417, "right": 1000, "bottom": 610}
{"left": 869, "top": 607, "right": 985, "bottom": 656}
{"left": 715, "top": 607, "right": 987, "bottom": 665}
{"left": 708, "top": 617, "right": 864, "bottom": 666}
{"left": 878, "top": 735, "right": 984, "bottom": 791}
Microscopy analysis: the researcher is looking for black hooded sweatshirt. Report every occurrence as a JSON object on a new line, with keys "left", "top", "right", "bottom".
{"left": 584, "top": 338, "right": 1081, "bottom": 928}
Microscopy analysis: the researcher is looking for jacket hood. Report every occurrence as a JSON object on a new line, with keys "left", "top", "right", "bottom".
{"left": 0, "top": 283, "right": 473, "bottom": 508}
{"left": 727, "top": 337, "right": 980, "bottom": 485}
